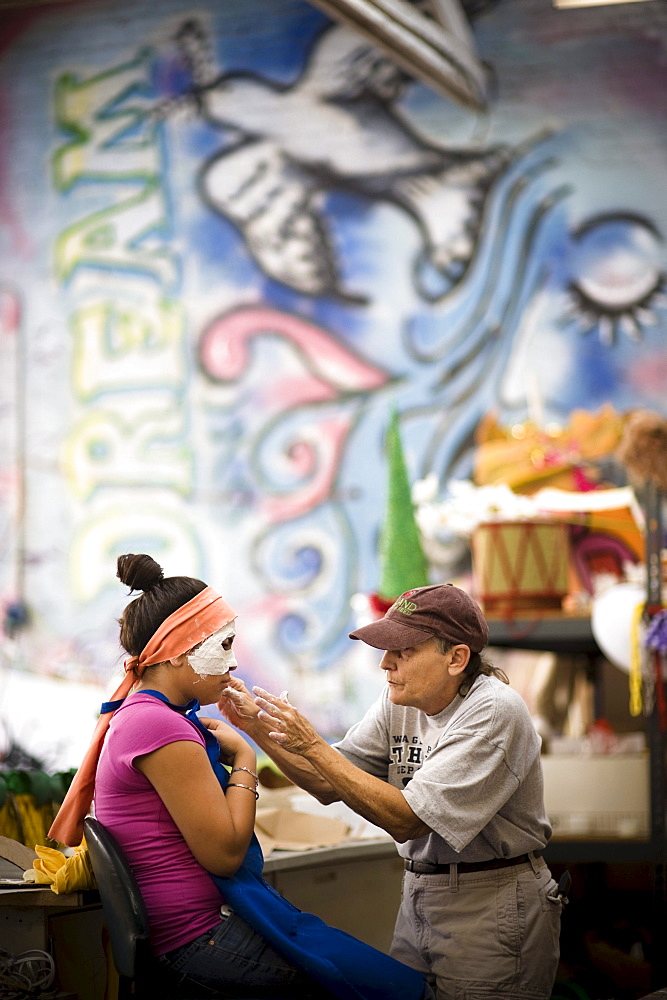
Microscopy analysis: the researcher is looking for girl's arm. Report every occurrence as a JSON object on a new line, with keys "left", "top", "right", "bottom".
{"left": 135, "top": 725, "right": 257, "bottom": 876}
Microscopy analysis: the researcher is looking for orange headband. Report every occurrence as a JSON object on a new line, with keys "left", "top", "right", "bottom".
{"left": 49, "top": 585, "right": 236, "bottom": 846}
{"left": 124, "top": 586, "right": 237, "bottom": 674}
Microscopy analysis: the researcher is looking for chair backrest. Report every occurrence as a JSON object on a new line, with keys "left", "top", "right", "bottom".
{"left": 83, "top": 815, "right": 152, "bottom": 982}
{"left": 84, "top": 817, "right": 291, "bottom": 1000}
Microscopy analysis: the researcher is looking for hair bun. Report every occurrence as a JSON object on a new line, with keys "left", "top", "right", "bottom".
{"left": 117, "top": 554, "right": 165, "bottom": 593}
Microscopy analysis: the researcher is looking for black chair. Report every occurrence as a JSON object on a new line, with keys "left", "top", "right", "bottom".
{"left": 84, "top": 815, "right": 184, "bottom": 999}
{"left": 84, "top": 816, "right": 282, "bottom": 1000}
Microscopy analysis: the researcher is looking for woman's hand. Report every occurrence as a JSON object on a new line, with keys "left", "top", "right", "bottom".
{"left": 217, "top": 676, "right": 261, "bottom": 729}
{"left": 199, "top": 716, "right": 252, "bottom": 766}
{"left": 252, "top": 686, "right": 321, "bottom": 756}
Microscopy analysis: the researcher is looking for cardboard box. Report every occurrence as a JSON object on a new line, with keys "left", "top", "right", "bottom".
{"left": 254, "top": 807, "right": 350, "bottom": 856}
{"left": 542, "top": 753, "right": 649, "bottom": 839}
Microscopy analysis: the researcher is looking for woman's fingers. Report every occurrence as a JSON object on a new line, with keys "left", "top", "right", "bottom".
{"left": 252, "top": 687, "right": 318, "bottom": 754}
{"left": 257, "top": 708, "right": 285, "bottom": 730}
{"left": 218, "top": 680, "right": 259, "bottom": 720}
{"left": 252, "top": 685, "right": 284, "bottom": 706}
{"left": 254, "top": 693, "right": 293, "bottom": 722}
{"left": 221, "top": 687, "right": 245, "bottom": 705}
{"left": 254, "top": 693, "right": 283, "bottom": 712}
{"left": 229, "top": 675, "right": 251, "bottom": 694}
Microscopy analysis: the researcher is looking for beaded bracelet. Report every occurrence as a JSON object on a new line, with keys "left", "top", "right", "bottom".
{"left": 231, "top": 765, "right": 259, "bottom": 783}
{"left": 227, "top": 782, "right": 259, "bottom": 800}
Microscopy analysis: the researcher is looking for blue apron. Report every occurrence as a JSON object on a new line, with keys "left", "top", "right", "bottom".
{"left": 109, "top": 691, "right": 426, "bottom": 1000}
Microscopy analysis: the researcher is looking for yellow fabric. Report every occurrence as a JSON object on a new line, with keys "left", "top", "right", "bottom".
{"left": 0, "top": 798, "right": 22, "bottom": 842}
{"left": 629, "top": 602, "right": 644, "bottom": 717}
{"left": 0, "top": 792, "right": 58, "bottom": 848}
{"left": 13, "top": 794, "right": 49, "bottom": 848}
{"left": 30, "top": 840, "right": 97, "bottom": 893}
{"left": 31, "top": 844, "right": 64, "bottom": 883}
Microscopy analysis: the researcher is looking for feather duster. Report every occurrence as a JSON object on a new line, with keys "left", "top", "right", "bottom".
{"left": 616, "top": 409, "right": 667, "bottom": 492}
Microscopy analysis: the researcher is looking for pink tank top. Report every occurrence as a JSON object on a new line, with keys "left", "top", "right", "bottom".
{"left": 94, "top": 693, "right": 223, "bottom": 955}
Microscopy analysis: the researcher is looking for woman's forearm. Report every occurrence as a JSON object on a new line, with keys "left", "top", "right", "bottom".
{"left": 243, "top": 717, "right": 340, "bottom": 803}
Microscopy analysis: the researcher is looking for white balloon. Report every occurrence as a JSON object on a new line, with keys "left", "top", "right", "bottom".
{"left": 591, "top": 582, "right": 645, "bottom": 674}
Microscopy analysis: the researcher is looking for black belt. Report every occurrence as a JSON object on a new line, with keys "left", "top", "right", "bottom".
{"left": 404, "top": 853, "right": 536, "bottom": 875}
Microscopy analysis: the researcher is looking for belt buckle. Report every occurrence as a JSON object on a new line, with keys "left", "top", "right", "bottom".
{"left": 406, "top": 859, "right": 428, "bottom": 873}
{"left": 405, "top": 859, "right": 440, "bottom": 874}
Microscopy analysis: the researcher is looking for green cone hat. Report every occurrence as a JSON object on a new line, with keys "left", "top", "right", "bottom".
{"left": 377, "top": 410, "right": 430, "bottom": 601}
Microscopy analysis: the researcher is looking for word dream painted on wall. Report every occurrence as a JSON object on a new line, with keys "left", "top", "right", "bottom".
{"left": 53, "top": 50, "right": 197, "bottom": 599}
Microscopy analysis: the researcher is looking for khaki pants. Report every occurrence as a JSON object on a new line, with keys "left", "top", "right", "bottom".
{"left": 390, "top": 856, "right": 562, "bottom": 1000}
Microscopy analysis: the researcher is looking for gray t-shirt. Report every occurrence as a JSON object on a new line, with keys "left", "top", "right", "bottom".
{"left": 335, "top": 673, "right": 551, "bottom": 864}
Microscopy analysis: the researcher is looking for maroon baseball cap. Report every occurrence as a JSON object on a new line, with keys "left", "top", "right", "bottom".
{"left": 349, "top": 584, "right": 489, "bottom": 652}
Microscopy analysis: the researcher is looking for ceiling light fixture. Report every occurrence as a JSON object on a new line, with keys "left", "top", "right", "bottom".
{"left": 554, "top": 0, "right": 656, "bottom": 9}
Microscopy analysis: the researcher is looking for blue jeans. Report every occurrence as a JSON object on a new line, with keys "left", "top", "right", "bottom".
{"left": 159, "top": 903, "right": 435, "bottom": 1000}
{"left": 158, "top": 904, "right": 329, "bottom": 998}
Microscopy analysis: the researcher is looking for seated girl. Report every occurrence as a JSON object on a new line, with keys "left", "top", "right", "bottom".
{"left": 50, "top": 552, "right": 432, "bottom": 1000}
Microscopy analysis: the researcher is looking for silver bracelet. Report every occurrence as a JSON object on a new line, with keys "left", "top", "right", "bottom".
{"left": 231, "top": 765, "right": 258, "bottom": 783}
{"left": 227, "top": 782, "right": 259, "bottom": 800}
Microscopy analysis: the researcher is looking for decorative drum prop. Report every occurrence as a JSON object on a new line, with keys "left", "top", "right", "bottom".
{"left": 472, "top": 519, "right": 570, "bottom": 613}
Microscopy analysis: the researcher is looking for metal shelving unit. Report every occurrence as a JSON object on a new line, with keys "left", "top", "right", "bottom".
{"left": 487, "top": 612, "right": 666, "bottom": 865}
{"left": 487, "top": 591, "right": 667, "bottom": 986}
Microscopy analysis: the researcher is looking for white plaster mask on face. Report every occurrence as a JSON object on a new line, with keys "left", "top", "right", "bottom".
{"left": 188, "top": 620, "right": 237, "bottom": 677}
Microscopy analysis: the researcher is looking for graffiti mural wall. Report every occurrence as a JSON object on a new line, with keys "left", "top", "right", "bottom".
{"left": 0, "top": 0, "right": 666, "bottom": 742}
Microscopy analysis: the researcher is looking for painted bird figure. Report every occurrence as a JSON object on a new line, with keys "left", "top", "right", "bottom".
{"left": 160, "top": 18, "right": 509, "bottom": 301}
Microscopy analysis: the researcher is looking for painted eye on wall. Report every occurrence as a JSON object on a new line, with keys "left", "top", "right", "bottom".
{"left": 565, "top": 214, "right": 666, "bottom": 346}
